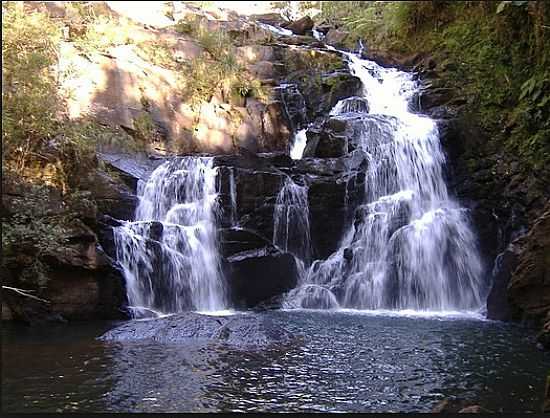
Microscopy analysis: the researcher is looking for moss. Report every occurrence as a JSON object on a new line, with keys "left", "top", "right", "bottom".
{"left": 322, "top": 1, "right": 550, "bottom": 175}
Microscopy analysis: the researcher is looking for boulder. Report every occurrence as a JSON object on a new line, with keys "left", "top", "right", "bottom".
{"left": 220, "top": 227, "right": 273, "bottom": 258}
{"left": 284, "top": 15, "right": 314, "bottom": 35}
{"left": 303, "top": 117, "right": 349, "bottom": 158}
{"left": 81, "top": 170, "right": 138, "bottom": 221}
{"left": 99, "top": 311, "right": 295, "bottom": 348}
{"left": 301, "top": 71, "right": 362, "bottom": 118}
{"left": 324, "top": 29, "right": 349, "bottom": 48}
{"left": 224, "top": 247, "right": 298, "bottom": 309}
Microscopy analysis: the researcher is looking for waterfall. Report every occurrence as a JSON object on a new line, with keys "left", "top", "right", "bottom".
{"left": 273, "top": 176, "right": 311, "bottom": 278}
{"left": 290, "top": 128, "right": 308, "bottom": 160}
{"left": 113, "top": 157, "right": 227, "bottom": 317}
{"left": 228, "top": 166, "right": 238, "bottom": 227}
{"left": 285, "top": 52, "right": 485, "bottom": 312}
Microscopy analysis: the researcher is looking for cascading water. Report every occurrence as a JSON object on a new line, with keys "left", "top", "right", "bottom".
{"left": 286, "top": 52, "right": 486, "bottom": 312}
{"left": 113, "top": 157, "right": 227, "bottom": 317}
{"left": 273, "top": 176, "right": 312, "bottom": 278}
{"left": 290, "top": 128, "right": 308, "bottom": 160}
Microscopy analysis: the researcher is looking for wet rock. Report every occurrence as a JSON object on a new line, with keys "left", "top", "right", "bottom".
{"left": 308, "top": 177, "right": 350, "bottom": 259}
{"left": 305, "top": 123, "right": 349, "bottom": 158}
{"left": 325, "top": 29, "right": 349, "bottom": 48}
{"left": 432, "top": 399, "right": 476, "bottom": 413}
{"left": 544, "top": 374, "right": 550, "bottom": 412}
{"left": 486, "top": 243, "right": 521, "bottom": 321}
{"left": 537, "top": 312, "right": 550, "bottom": 350}
{"left": 418, "top": 87, "right": 455, "bottom": 110}
{"left": 275, "top": 83, "right": 308, "bottom": 131}
{"left": 508, "top": 204, "right": 550, "bottom": 325}
{"left": 284, "top": 15, "right": 314, "bottom": 35}
{"left": 82, "top": 170, "right": 138, "bottom": 221}
{"left": 315, "top": 71, "right": 363, "bottom": 117}
{"left": 224, "top": 247, "right": 298, "bottom": 309}
{"left": 458, "top": 405, "right": 493, "bottom": 413}
{"left": 99, "top": 311, "right": 295, "bottom": 348}
{"left": 220, "top": 227, "right": 272, "bottom": 258}
{"left": 332, "top": 96, "right": 370, "bottom": 114}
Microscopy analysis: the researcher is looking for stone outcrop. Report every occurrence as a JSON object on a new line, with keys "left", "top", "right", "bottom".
{"left": 224, "top": 246, "right": 298, "bottom": 309}
{"left": 99, "top": 311, "right": 295, "bottom": 348}
{"left": 283, "top": 15, "right": 314, "bottom": 36}
{"left": 508, "top": 204, "right": 550, "bottom": 326}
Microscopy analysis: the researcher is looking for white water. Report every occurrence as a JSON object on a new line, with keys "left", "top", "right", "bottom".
{"left": 286, "top": 52, "right": 485, "bottom": 311}
{"left": 113, "top": 157, "right": 227, "bottom": 317}
{"left": 257, "top": 22, "right": 293, "bottom": 37}
{"left": 273, "top": 177, "right": 311, "bottom": 265}
{"left": 290, "top": 128, "right": 308, "bottom": 160}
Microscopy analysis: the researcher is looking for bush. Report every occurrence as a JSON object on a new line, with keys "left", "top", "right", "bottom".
{"left": 2, "top": 2, "right": 62, "bottom": 170}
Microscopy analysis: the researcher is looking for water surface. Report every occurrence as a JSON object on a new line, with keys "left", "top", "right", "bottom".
{"left": 2, "top": 311, "right": 548, "bottom": 413}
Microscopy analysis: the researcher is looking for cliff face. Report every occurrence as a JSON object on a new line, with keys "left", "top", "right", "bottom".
{"left": 1, "top": 1, "right": 357, "bottom": 323}
{"left": 3, "top": 2, "right": 548, "bottom": 339}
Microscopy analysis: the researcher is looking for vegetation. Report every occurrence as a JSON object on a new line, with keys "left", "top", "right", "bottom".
{"left": 174, "top": 15, "right": 269, "bottom": 107}
{"left": 316, "top": 1, "right": 550, "bottom": 172}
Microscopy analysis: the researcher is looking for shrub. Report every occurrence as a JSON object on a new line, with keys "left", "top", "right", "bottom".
{"left": 2, "top": 2, "right": 62, "bottom": 170}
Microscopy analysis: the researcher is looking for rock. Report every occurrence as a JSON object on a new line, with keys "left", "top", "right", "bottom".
{"left": 224, "top": 247, "right": 298, "bottom": 309}
{"left": 537, "top": 313, "right": 550, "bottom": 350}
{"left": 544, "top": 374, "right": 550, "bottom": 412}
{"left": 220, "top": 227, "right": 272, "bottom": 258}
{"left": 458, "top": 405, "right": 493, "bottom": 413}
{"left": 285, "top": 15, "right": 314, "bottom": 35}
{"left": 98, "top": 152, "right": 159, "bottom": 191}
{"left": 305, "top": 121, "right": 349, "bottom": 158}
{"left": 236, "top": 45, "right": 276, "bottom": 65}
{"left": 486, "top": 243, "right": 521, "bottom": 321}
{"left": 99, "top": 311, "right": 295, "bottom": 348}
{"left": 82, "top": 170, "right": 138, "bottom": 221}
{"left": 332, "top": 96, "right": 370, "bottom": 114}
{"left": 508, "top": 204, "right": 550, "bottom": 324}
{"left": 325, "top": 29, "right": 349, "bottom": 48}
{"left": 308, "top": 174, "right": 364, "bottom": 259}
{"left": 300, "top": 71, "right": 362, "bottom": 118}
{"left": 418, "top": 87, "right": 455, "bottom": 110}
{"left": 250, "top": 13, "right": 286, "bottom": 26}
{"left": 275, "top": 83, "right": 308, "bottom": 131}
{"left": 432, "top": 399, "right": 476, "bottom": 413}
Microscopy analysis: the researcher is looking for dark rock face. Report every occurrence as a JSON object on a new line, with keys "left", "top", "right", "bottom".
{"left": 81, "top": 170, "right": 138, "bottom": 221}
{"left": 224, "top": 246, "right": 298, "bottom": 309}
{"left": 220, "top": 227, "right": 272, "bottom": 258}
{"left": 276, "top": 83, "right": 308, "bottom": 131}
{"left": 303, "top": 116, "right": 350, "bottom": 158}
{"left": 486, "top": 244, "right": 520, "bottom": 321}
{"left": 508, "top": 204, "right": 550, "bottom": 323}
{"left": 284, "top": 15, "right": 314, "bottom": 35}
{"left": 99, "top": 311, "right": 295, "bottom": 348}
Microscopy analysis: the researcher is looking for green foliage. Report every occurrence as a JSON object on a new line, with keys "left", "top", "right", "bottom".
{"left": 320, "top": 1, "right": 550, "bottom": 172}
{"left": 2, "top": 179, "right": 69, "bottom": 262}
{"left": 2, "top": 2, "right": 62, "bottom": 167}
{"left": 133, "top": 113, "right": 156, "bottom": 143}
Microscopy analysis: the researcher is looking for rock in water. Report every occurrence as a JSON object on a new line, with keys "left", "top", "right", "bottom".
{"left": 99, "top": 312, "right": 294, "bottom": 348}
{"left": 284, "top": 16, "right": 314, "bottom": 35}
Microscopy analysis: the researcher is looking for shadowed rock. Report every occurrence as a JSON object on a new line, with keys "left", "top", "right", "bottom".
{"left": 99, "top": 311, "right": 295, "bottom": 348}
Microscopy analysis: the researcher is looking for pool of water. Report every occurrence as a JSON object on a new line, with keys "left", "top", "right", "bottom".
{"left": 2, "top": 310, "right": 549, "bottom": 413}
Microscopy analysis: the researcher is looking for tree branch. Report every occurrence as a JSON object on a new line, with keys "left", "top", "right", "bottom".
{"left": 2, "top": 286, "right": 51, "bottom": 304}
